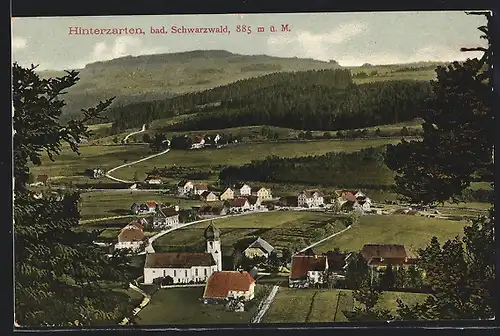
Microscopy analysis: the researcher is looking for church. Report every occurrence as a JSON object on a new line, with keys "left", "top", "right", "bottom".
{"left": 143, "top": 222, "right": 223, "bottom": 285}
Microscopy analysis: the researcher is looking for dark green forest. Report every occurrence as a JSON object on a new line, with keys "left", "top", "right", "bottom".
{"left": 218, "top": 146, "right": 395, "bottom": 189}
{"left": 108, "top": 69, "right": 433, "bottom": 132}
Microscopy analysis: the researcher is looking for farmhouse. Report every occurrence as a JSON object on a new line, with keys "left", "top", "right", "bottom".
{"left": 234, "top": 183, "right": 252, "bottom": 197}
{"left": 219, "top": 187, "right": 235, "bottom": 201}
{"left": 131, "top": 201, "right": 158, "bottom": 215}
{"left": 193, "top": 183, "right": 209, "bottom": 195}
{"left": 243, "top": 237, "right": 275, "bottom": 259}
{"left": 326, "top": 251, "right": 353, "bottom": 280}
{"left": 202, "top": 271, "right": 256, "bottom": 303}
{"left": 152, "top": 206, "right": 180, "bottom": 229}
{"left": 190, "top": 136, "right": 206, "bottom": 149}
{"left": 178, "top": 180, "right": 194, "bottom": 196}
{"left": 114, "top": 220, "right": 148, "bottom": 252}
{"left": 145, "top": 175, "right": 163, "bottom": 184}
{"left": 224, "top": 198, "right": 250, "bottom": 212}
{"left": 198, "top": 205, "right": 227, "bottom": 218}
{"left": 360, "top": 244, "right": 418, "bottom": 270}
{"left": 297, "top": 189, "right": 324, "bottom": 208}
{"left": 251, "top": 187, "right": 272, "bottom": 201}
{"left": 200, "top": 191, "right": 218, "bottom": 202}
{"left": 246, "top": 195, "right": 262, "bottom": 210}
{"left": 143, "top": 222, "right": 223, "bottom": 284}
{"left": 289, "top": 254, "right": 329, "bottom": 288}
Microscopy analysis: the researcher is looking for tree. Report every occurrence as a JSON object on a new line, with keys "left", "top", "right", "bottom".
{"left": 343, "top": 278, "right": 393, "bottom": 322}
{"left": 142, "top": 133, "right": 151, "bottom": 143}
{"left": 378, "top": 264, "right": 396, "bottom": 290}
{"left": 336, "top": 130, "right": 344, "bottom": 139}
{"left": 323, "top": 131, "right": 332, "bottom": 139}
{"left": 344, "top": 252, "right": 369, "bottom": 289}
{"left": 13, "top": 63, "right": 134, "bottom": 326}
{"left": 384, "top": 13, "right": 493, "bottom": 206}
{"left": 281, "top": 247, "right": 292, "bottom": 265}
{"left": 304, "top": 131, "right": 313, "bottom": 140}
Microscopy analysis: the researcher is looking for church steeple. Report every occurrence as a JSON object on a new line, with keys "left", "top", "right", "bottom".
{"left": 204, "top": 221, "right": 220, "bottom": 241}
{"left": 204, "top": 221, "right": 222, "bottom": 271}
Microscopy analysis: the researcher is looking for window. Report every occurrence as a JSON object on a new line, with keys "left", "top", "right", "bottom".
{"left": 195, "top": 269, "right": 198, "bottom": 276}
{"left": 185, "top": 270, "right": 188, "bottom": 277}
{"left": 204, "top": 269, "right": 207, "bottom": 276}
{"left": 174, "top": 270, "right": 177, "bottom": 277}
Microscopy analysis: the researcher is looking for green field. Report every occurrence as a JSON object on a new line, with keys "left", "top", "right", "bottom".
{"left": 135, "top": 285, "right": 270, "bottom": 325}
{"left": 263, "top": 288, "right": 428, "bottom": 323}
{"left": 29, "top": 144, "right": 147, "bottom": 178}
{"left": 110, "top": 138, "right": 402, "bottom": 181}
{"left": 313, "top": 214, "right": 468, "bottom": 254}
{"left": 153, "top": 211, "right": 346, "bottom": 253}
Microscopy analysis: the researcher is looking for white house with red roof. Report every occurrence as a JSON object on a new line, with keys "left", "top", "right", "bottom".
{"left": 289, "top": 253, "right": 329, "bottom": 288}
{"left": 115, "top": 220, "right": 148, "bottom": 252}
{"left": 202, "top": 271, "right": 256, "bottom": 302}
{"left": 145, "top": 175, "right": 163, "bottom": 184}
{"left": 177, "top": 180, "right": 194, "bottom": 196}
{"left": 224, "top": 198, "right": 250, "bottom": 212}
{"left": 190, "top": 135, "right": 206, "bottom": 149}
{"left": 131, "top": 201, "right": 158, "bottom": 215}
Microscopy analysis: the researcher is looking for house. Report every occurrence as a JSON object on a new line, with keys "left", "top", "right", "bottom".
{"left": 224, "top": 198, "right": 250, "bottom": 212}
{"left": 114, "top": 220, "right": 148, "bottom": 252}
{"left": 151, "top": 206, "right": 180, "bottom": 229}
{"left": 198, "top": 205, "right": 227, "bottom": 218}
{"left": 243, "top": 237, "right": 275, "bottom": 259}
{"left": 145, "top": 175, "right": 163, "bottom": 184}
{"left": 193, "top": 183, "right": 209, "bottom": 195}
{"left": 297, "top": 189, "right": 324, "bottom": 208}
{"left": 92, "top": 168, "right": 104, "bottom": 179}
{"left": 177, "top": 180, "right": 194, "bottom": 196}
{"left": 289, "top": 254, "right": 329, "bottom": 288}
{"left": 251, "top": 187, "right": 272, "bottom": 201}
{"left": 190, "top": 136, "right": 206, "bottom": 149}
{"left": 219, "top": 187, "right": 234, "bottom": 201}
{"left": 143, "top": 222, "right": 222, "bottom": 284}
{"left": 200, "top": 191, "right": 218, "bottom": 202}
{"left": 326, "top": 251, "right": 353, "bottom": 280}
{"left": 202, "top": 271, "right": 256, "bottom": 303}
{"left": 246, "top": 195, "right": 262, "bottom": 210}
{"left": 30, "top": 174, "right": 49, "bottom": 186}
{"left": 234, "top": 183, "right": 252, "bottom": 197}
{"left": 131, "top": 201, "right": 158, "bottom": 215}
{"left": 360, "top": 244, "right": 418, "bottom": 281}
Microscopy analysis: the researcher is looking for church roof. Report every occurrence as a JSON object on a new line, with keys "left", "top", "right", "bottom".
{"left": 145, "top": 252, "right": 215, "bottom": 268}
{"left": 204, "top": 222, "right": 220, "bottom": 240}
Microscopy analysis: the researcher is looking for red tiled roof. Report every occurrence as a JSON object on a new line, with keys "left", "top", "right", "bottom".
{"left": 118, "top": 226, "right": 145, "bottom": 243}
{"left": 145, "top": 252, "right": 215, "bottom": 268}
{"left": 128, "top": 220, "right": 144, "bottom": 230}
{"left": 290, "top": 255, "right": 328, "bottom": 278}
{"left": 37, "top": 174, "right": 49, "bottom": 182}
{"left": 343, "top": 192, "right": 357, "bottom": 202}
{"left": 146, "top": 201, "right": 158, "bottom": 208}
{"left": 230, "top": 198, "right": 248, "bottom": 207}
{"left": 203, "top": 271, "right": 255, "bottom": 299}
{"left": 406, "top": 210, "right": 419, "bottom": 215}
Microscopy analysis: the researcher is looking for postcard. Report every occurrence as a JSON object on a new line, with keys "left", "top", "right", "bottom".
{"left": 11, "top": 11, "right": 494, "bottom": 328}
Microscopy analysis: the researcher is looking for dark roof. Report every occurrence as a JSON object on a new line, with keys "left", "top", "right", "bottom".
{"left": 146, "top": 175, "right": 162, "bottom": 180}
{"left": 203, "top": 271, "right": 255, "bottom": 299}
{"left": 360, "top": 244, "right": 416, "bottom": 260}
{"left": 177, "top": 180, "right": 191, "bottom": 187}
{"left": 156, "top": 207, "right": 179, "bottom": 218}
{"left": 290, "top": 255, "right": 328, "bottom": 278}
{"left": 201, "top": 190, "right": 216, "bottom": 197}
{"left": 145, "top": 252, "right": 215, "bottom": 268}
{"left": 300, "top": 189, "right": 324, "bottom": 198}
{"left": 194, "top": 183, "right": 208, "bottom": 190}
{"left": 246, "top": 237, "right": 274, "bottom": 254}
{"left": 234, "top": 183, "right": 250, "bottom": 189}
{"left": 326, "top": 251, "right": 349, "bottom": 272}
{"left": 251, "top": 187, "right": 266, "bottom": 193}
{"left": 246, "top": 195, "right": 260, "bottom": 205}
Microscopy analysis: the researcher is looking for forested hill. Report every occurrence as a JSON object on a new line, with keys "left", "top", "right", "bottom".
{"left": 108, "top": 69, "right": 433, "bottom": 132}
{"left": 37, "top": 50, "right": 342, "bottom": 123}
{"left": 107, "top": 69, "right": 353, "bottom": 131}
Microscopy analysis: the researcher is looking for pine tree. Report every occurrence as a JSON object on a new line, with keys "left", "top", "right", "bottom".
{"left": 13, "top": 63, "right": 135, "bottom": 326}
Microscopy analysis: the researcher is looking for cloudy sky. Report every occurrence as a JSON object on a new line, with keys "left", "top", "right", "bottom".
{"left": 11, "top": 11, "right": 487, "bottom": 70}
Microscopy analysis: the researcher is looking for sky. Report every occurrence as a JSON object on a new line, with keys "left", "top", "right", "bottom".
{"left": 11, "top": 11, "right": 488, "bottom": 70}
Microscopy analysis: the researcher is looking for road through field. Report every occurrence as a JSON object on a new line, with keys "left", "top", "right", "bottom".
{"left": 252, "top": 285, "right": 280, "bottom": 323}
{"left": 105, "top": 148, "right": 170, "bottom": 183}
{"left": 123, "top": 124, "right": 146, "bottom": 142}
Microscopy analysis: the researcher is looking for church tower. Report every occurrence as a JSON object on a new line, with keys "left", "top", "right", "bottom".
{"left": 204, "top": 221, "right": 222, "bottom": 271}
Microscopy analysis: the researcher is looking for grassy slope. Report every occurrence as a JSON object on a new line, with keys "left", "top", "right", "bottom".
{"left": 135, "top": 285, "right": 268, "bottom": 325}
{"left": 110, "top": 138, "right": 402, "bottom": 180}
{"left": 313, "top": 214, "right": 467, "bottom": 254}
{"left": 153, "top": 211, "right": 345, "bottom": 252}
{"left": 263, "top": 288, "right": 428, "bottom": 323}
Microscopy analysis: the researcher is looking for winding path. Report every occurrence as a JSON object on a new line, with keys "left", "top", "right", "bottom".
{"left": 105, "top": 148, "right": 170, "bottom": 183}
{"left": 252, "top": 285, "right": 280, "bottom": 323}
{"left": 123, "top": 124, "right": 146, "bottom": 143}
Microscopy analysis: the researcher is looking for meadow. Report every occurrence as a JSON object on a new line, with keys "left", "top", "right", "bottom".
{"left": 153, "top": 211, "right": 346, "bottom": 253}
{"left": 135, "top": 285, "right": 271, "bottom": 325}
{"left": 262, "top": 288, "right": 428, "bottom": 323}
{"left": 313, "top": 214, "right": 468, "bottom": 254}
